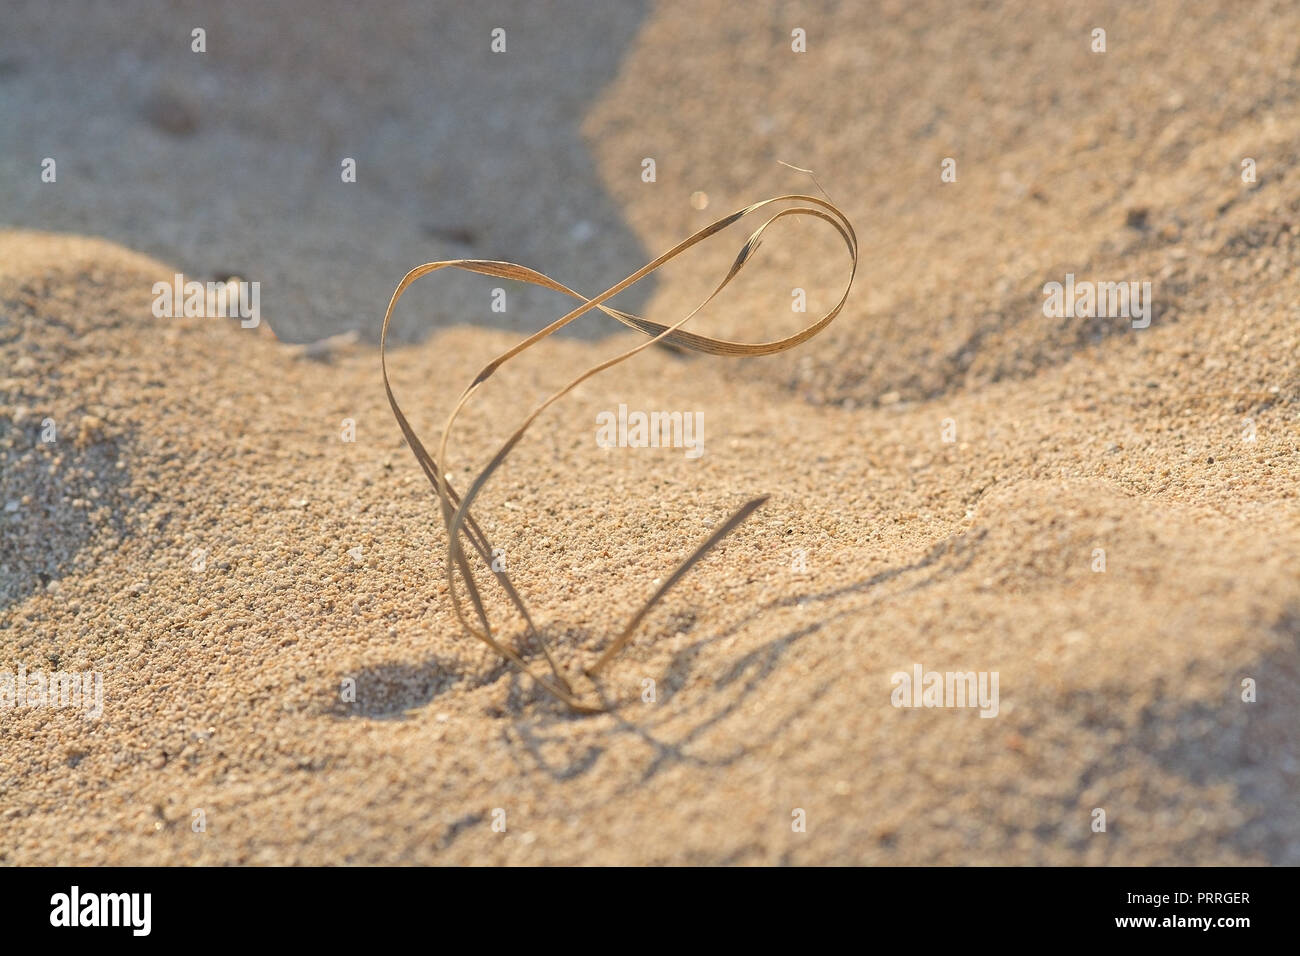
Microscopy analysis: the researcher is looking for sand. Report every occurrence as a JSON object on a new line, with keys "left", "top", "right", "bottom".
{"left": 1, "top": 0, "right": 1297, "bottom": 864}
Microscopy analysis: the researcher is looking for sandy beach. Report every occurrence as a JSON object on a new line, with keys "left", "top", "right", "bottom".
{"left": 1, "top": 0, "right": 1297, "bottom": 864}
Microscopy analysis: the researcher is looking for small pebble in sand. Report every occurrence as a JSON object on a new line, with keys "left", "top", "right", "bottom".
{"left": 142, "top": 90, "right": 198, "bottom": 137}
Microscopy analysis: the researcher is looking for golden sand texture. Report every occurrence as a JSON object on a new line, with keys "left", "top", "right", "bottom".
{"left": 1, "top": 0, "right": 1298, "bottom": 864}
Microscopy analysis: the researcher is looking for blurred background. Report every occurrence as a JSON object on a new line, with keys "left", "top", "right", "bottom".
{"left": 2, "top": 0, "right": 659, "bottom": 343}
{"left": 5, "top": 0, "right": 1299, "bottom": 391}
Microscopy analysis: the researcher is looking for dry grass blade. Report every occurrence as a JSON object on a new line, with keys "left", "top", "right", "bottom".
{"left": 379, "top": 195, "right": 857, "bottom": 711}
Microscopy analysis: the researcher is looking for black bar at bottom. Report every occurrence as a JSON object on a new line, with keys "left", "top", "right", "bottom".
{"left": 0, "top": 865, "right": 1276, "bottom": 943}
